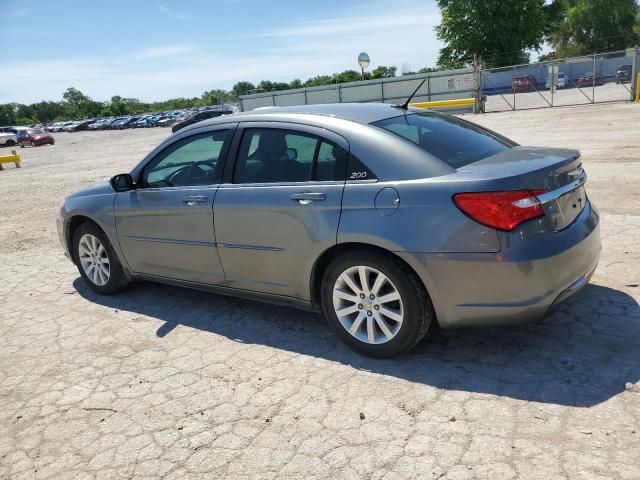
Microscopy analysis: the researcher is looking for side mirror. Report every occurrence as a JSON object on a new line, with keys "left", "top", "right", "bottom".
{"left": 110, "top": 173, "right": 135, "bottom": 192}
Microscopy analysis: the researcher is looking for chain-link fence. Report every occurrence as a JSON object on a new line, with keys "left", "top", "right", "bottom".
{"left": 481, "top": 48, "right": 639, "bottom": 112}
{"left": 239, "top": 48, "right": 639, "bottom": 113}
{"left": 239, "top": 68, "right": 476, "bottom": 112}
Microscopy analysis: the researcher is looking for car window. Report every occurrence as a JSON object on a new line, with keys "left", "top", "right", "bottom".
{"left": 142, "top": 130, "right": 228, "bottom": 188}
{"left": 372, "top": 112, "right": 512, "bottom": 169}
{"left": 315, "top": 141, "right": 349, "bottom": 181}
{"left": 233, "top": 128, "right": 317, "bottom": 183}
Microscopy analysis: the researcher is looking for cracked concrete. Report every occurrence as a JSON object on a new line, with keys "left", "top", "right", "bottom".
{"left": 1, "top": 102, "right": 639, "bottom": 479}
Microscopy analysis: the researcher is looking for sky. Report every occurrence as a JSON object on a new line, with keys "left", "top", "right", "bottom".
{"left": 0, "top": 0, "right": 447, "bottom": 104}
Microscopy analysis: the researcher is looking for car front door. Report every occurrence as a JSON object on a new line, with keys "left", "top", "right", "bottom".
{"left": 213, "top": 123, "right": 349, "bottom": 300}
{"left": 114, "top": 127, "right": 234, "bottom": 285}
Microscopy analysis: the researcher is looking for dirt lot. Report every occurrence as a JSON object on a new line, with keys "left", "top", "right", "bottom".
{"left": 1, "top": 102, "right": 639, "bottom": 480}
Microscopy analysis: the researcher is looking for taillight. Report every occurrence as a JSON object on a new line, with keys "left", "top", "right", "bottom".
{"left": 453, "top": 189, "right": 548, "bottom": 231}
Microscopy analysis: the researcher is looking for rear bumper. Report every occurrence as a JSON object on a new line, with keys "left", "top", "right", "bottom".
{"left": 398, "top": 200, "right": 601, "bottom": 328}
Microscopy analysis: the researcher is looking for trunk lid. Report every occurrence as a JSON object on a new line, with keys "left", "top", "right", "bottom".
{"left": 457, "top": 146, "right": 586, "bottom": 231}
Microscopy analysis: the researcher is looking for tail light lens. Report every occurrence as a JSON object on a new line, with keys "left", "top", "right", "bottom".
{"left": 453, "top": 190, "right": 548, "bottom": 231}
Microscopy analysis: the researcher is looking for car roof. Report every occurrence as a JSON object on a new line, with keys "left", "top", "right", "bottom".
{"left": 185, "top": 103, "right": 412, "bottom": 133}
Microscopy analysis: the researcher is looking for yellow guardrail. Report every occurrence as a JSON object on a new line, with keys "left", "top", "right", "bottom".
{"left": 636, "top": 74, "right": 640, "bottom": 102}
{"left": 409, "top": 98, "right": 476, "bottom": 109}
{"left": 0, "top": 150, "right": 22, "bottom": 170}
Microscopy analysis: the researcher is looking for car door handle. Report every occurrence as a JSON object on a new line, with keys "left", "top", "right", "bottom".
{"left": 181, "top": 195, "right": 208, "bottom": 205}
{"left": 290, "top": 192, "right": 326, "bottom": 204}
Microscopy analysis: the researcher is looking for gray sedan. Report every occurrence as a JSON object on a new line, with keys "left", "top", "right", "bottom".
{"left": 57, "top": 103, "right": 600, "bottom": 357}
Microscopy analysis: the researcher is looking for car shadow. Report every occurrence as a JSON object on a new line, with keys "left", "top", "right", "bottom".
{"left": 73, "top": 278, "right": 639, "bottom": 408}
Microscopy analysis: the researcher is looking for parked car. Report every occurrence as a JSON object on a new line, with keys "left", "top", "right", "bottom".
{"left": 616, "top": 64, "right": 632, "bottom": 83}
{"left": 134, "top": 116, "right": 159, "bottom": 128}
{"left": 109, "top": 117, "right": 131, "bottom": 129}
{"left": 171, "top": 108, "right": 233, "bottom": 133}
{"left": 157, "top": 115, "right": 176, "bottom": 127}
{"left": 545, "top": 72, "right": 568, "bottom": 89}
{"left": 67, "top": 119, "right": 95, "bottom": 132}
{"left": 512, "top": 75, "right": 537, "bottom": 92}
{"left": 58, "top": 103, "right": 600, "bottom": 358}
{"left": 0, "top": 132, "right": 17, "bottom": 147}
{"left": 17, "top": 128, "right": 55, "bottom": 147}
{"left": 577, "top": 74, "right": 604, "bottom": 87}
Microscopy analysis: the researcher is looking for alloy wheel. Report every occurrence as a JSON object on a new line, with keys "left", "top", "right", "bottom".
{"left": 78, "top": 233, "right": 111, "bottom": 286}
{"left": 332, "top": 265, "right": 404, "bottom": 344}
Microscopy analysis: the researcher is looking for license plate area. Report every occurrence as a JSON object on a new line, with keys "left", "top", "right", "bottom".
{"left": 542, "top": 185, "right": 586, "bottom": 231}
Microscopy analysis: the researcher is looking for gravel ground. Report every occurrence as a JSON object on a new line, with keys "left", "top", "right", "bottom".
{"left": 1, "top": 102, "right": 639, "bottom": 480}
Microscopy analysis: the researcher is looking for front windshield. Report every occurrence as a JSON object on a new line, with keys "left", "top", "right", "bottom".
{"left": 372, "top": 112, "right": 512, "bottom": 169}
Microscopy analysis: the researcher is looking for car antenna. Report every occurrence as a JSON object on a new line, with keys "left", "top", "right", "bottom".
{"left": 394, "top": 76, "right": 428, "bottom": 109}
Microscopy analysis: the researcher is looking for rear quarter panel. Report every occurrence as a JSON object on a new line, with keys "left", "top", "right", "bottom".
{"left": 338, "top": 179, "right": 502, "bottom": 254}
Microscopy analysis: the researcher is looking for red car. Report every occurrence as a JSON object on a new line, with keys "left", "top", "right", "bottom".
{"left": 512, "top": 74, "right": 537, "bottom": 92}
{"left": 17, "top": 128, "right": 55, "bottom": 147}
{"left": 577, "top": 74, "right": 604, "bottom": 88}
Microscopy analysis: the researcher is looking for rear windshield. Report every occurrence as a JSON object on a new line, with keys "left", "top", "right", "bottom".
{"left": 372, "top": 112, "right": 512, "bottom": 169}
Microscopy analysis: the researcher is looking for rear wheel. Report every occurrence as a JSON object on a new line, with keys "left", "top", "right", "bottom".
{"left": 5, "top": 139, "right": 15, "bottom": 146}
{"left": 73, "top": 222, "right": 128, "bottom": 294}
{"left": 320, "top": 251, "right": 434, "bottom": 358}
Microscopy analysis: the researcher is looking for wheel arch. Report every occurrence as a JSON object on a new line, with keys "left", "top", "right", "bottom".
{"left": 66, "top": 215, "right": 102, "bottom": 265}
{"left": 309, "top": 242, "right": 435, "bottom": 319}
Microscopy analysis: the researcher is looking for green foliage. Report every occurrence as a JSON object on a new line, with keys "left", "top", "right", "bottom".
{"left": 370, "top": 65, "right": 398, "bottom": 78}
{"left": 435, "top": 0, "right": 549, "bottom": 68}
{"left": 548, "top": 0, "right": 639, "bottom": 57}
{"left": 231, "top": 81, "right": 256, "bottom": 99}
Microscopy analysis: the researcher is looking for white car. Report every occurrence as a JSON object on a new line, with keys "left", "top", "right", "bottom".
{"left": 546, "top": 72, "right": 568, "bottom": 89}
{"left": 0, "top": 132, "right": 17, "bottom": 147}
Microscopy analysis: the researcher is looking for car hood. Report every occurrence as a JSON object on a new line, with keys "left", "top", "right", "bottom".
{"left": 66, "top": 181, "right": 114, "bottom": 199}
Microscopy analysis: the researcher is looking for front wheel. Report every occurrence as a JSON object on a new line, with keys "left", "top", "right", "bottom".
{"left": 321, "top": 251, "right": 434, "bottom": 358}
{"left": 73, "top": 222, "right": 128, "bottom": 294}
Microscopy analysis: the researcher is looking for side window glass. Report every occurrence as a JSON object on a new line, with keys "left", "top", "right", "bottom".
{"left": 233, "top": 128, "right": 316, "bottom": 184}
{"left": 315, "top": 141, "right": 349, "bottom": 181}
{"left": 143, "top": 130, "right": 228, "bottom": 188}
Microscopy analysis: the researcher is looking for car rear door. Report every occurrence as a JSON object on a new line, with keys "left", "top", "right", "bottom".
{"left": 213, "top": 122, "right": 349, "bottom": 300}
{"left": 114, "top": 126, "right": 234, "bottom": 285}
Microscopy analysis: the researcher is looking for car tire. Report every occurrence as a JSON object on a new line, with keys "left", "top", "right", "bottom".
{"left": 31, "top": 141, "right": 35, "bottom": 147}
{"left": 320, "top": 250, "right": 434, "bottom": 358}
{"left": 6, "top": 139, "right": 15, "bottom": 146}
{"left": 73, "top": 222, "right": 129, "bottom": 295}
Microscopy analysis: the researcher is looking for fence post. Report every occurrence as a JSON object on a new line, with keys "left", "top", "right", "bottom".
{"left": 513, "top": 65, "right": 516, "bottom": 110}
{"left": 473, "top": 53, "right": 481, "bottom": 113}
{"left": 631, "top": 46, "right": 639, "bottom": 101}
{"left": 380, "top": 81, "right": 385, "bottom": 102}
{"left": 303, "top": 89, "right": 308, "bottom": 106}
{"left": 426, "top": 75, "right": 431, "bottom": 102}
{"left": 592, "top": 52, "right": 596, "bottom": 103}
{"left": 337, "top": 83, "right": 342, "bottom": 103}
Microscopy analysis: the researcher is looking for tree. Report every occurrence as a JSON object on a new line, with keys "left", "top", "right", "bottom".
{"left": 548, "top": 0, "right": 639, "bottom": 57}
{"left": 0, "top": 104, "right": 17, "bottom": 125}
{"left": 61, "top": 87, "right": 102, "bottom": 118}
{"left": 201, "top": 89, "right": 228, "bottom": 106}
{"left": 435, "top": 0, "right": 550, "bottom": 68}
{"left": 370, "top": 65, "right": 397, "bottom": 79}
{"left": 231, "top": 81, "right": 256, "bottom": 99}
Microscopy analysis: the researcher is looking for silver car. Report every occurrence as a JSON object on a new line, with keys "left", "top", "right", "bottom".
{"left": 57, "top": 103, "right": 601, "bottom": 357}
